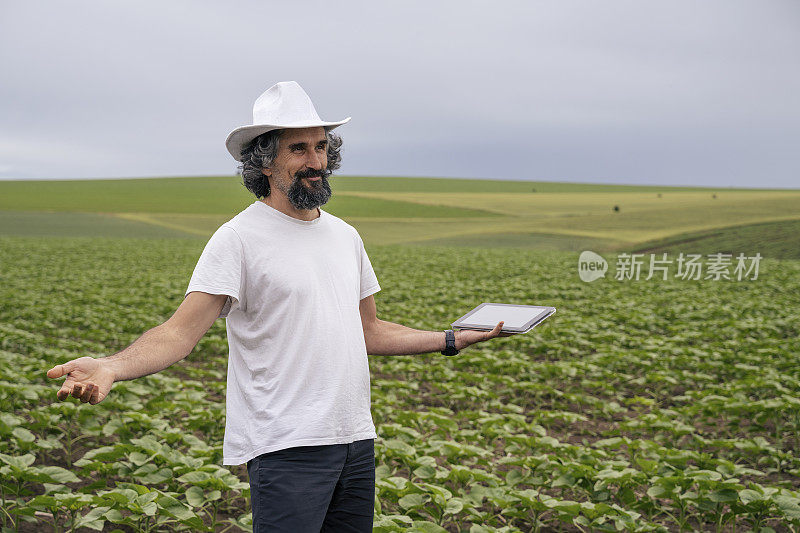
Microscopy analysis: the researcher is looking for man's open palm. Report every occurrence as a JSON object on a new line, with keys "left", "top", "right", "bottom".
{"left": 455, "top": 321, "right": 515, "bottom": 350}
{"left": 47, "top": 357, "right": 114, "bottom": 404}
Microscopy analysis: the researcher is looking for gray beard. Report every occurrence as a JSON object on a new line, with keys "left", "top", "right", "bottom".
{"left": 285, "top": 174, "right": 333, "bottom": 211}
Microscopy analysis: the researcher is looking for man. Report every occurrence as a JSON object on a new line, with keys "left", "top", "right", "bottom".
{"left": 47, "top": 81, "right": 508, "bottom": 532}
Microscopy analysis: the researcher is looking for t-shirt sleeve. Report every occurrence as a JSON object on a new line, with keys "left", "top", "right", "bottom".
{"left": 358, "top": 235, "right": 381, "bottom": 300}
{"left": 185, "top": 225, "right": 245, "bottom": 318}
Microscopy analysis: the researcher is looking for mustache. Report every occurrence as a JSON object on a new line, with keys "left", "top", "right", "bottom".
{"left": 294, "top": 168, "right": 326, "bottom": 179}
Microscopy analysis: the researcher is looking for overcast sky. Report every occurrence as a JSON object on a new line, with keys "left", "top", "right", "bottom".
{"left": 1, "top": 1, "right": 798, "bottom": 187}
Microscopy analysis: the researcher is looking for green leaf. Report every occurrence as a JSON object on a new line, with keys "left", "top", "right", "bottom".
{"left": 552, "top": 500, "right": 581, "bottom": 517}
{"left": 132, "top": 463, "right": 157, "bottom": 475}
{"left": 77, "top": 445, "right": 128, "bottom": 465}
{"left": 73, "top": 506, "right": 111, "bottom": 531}
{"left": 444, "top": 497, "right": 464, "bottom": 515}
{"left": 381, "top": 476, "right": 409, "bottom": 491}
{"left": 28, "top": 495, "right": 58, "bottom": 510}
{"left": 137, "top": 491, "right": 159, "bottom": 505}
{"left": 160, "top": 502, "right": 196, "bottom": 521}
{"left": 506, "top": 468, "right": 526, "bottom": 486}
{"left": 178, "top": 470, "right": 211, "bottom": 483}
{"left": 42, "top": 483, "right": 66, "bottom": 494}
{"left": 12, "top": 427, "right": 35, "bottom": 443}
{"left": 35, "top": 465, "right": 81, "bottom": 484}
{"left": 136, "top": 468, "right": 172, "bottom": 484}
{"left": 104, "top": 508, "right": 125, "bottom": 523}
{"left": 99, "top": 489, "right": 138, "bottom": 505}
{"left": 552, "top": 474, "right": 576, "bottom": 488}
{"left": 116, "top": 482, "right": 151, "bottom": 496}
{"left": 128, "top": 452, "right": 150, "bottom": 466}
{"left": 0, "top": 452, "right": 36, "bottom": 469}
{"left": 739, "top": 489, "right": 765, "bottom": 504}
{"left": 185, "top": 486, "right": 205, "bottom": 507}
{"left": 0, "top": 413, "right": 23, "bottom": 432}
{"left": 774, "top": 494, "right": 800, "bottom": 519}
{"left": 383, "top": 439, "right": 416, "bottom": 457}
{"left": 422, "top": 482, "right": 452, "bottom": 501}
{"left": 413, "top": 465, "right": 435, "bottom": 479}
{"left": 399, "top": 493, "right": 430, "bottom": 510}
{"left": 647, "top": 485, "right": 670, "bottom": 499}
{"left": 375, "top": 464, "right": 392, "bottom": 481}
{"left": 709, "top": 489, "right": 738, "bottom": 503}
{"left": 373, "top": 521, "right": 403, "bottom": 532}
{"left": 410, "top": 521, "right": 448, "bottom": 532}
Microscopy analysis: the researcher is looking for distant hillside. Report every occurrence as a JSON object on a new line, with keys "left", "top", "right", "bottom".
{"left": 0, "top": 176, "right": 798, "bottom": 258}
{"left": 630, "top": 219, "right": 800, "bottom": 260}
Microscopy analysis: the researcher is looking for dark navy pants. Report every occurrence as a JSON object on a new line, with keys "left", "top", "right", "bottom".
{"left": 246, "top": 438, "right": 375, "bottom": 532}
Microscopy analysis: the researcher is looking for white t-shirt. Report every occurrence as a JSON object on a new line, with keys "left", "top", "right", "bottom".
{"left": 185, "top": 200, "right": 381, "bottom": 465}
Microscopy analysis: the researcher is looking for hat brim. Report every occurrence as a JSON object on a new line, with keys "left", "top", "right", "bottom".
{"left": 225, "top": 118, "right": 351, "bottom": 161}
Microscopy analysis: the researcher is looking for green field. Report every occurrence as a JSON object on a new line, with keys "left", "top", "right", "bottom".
{"left": 1, "top": 237, "right": 799, "bottom": 532}
{"left": 1, "top": 175, "right": 799, "bottom": 531}
{"left": 1, "top": 176, "right": 798, "bottom": 258}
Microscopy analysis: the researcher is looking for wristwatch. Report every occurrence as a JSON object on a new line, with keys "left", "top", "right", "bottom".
{"left": 441, "top": 329, "right": 459, "bottom": 356}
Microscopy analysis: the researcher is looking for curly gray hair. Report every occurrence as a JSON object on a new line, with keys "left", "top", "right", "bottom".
{"left": 238, "top": 129, "right": 343, "bottom": 198}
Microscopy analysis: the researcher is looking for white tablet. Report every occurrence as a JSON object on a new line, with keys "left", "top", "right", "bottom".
{"left": 451, "top": 303, "right": 556, "bottom": 334}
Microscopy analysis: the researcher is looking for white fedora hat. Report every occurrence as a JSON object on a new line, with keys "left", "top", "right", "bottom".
{"left": 225, "top": 81, "right": 350, "bottom": 161}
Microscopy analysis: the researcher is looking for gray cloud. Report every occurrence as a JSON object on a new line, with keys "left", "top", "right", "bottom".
{"left": 1, "top": 0, "right": 798, "bottom": 187}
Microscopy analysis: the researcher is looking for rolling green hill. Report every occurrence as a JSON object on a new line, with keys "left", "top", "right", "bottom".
{"left": 631, "top": 219, "right": 800, "bottom": 260}
{"left": 0, "top": 176, "right": 798, "bottom": 258}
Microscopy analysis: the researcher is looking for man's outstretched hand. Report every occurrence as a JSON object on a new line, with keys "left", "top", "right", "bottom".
{"left": 47, "top": 357, "right": 115, "bottom": 404}
{"left": 454, "top": 321, "right": 515, "bottom": 351}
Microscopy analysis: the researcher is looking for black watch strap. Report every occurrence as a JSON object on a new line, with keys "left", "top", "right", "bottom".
{"left": 441, "top": 329, "right": 459, "bottom": 356}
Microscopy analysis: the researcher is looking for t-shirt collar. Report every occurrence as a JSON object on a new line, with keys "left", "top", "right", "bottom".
{"left": 253, "top": 200, "right": 325, "bottom": 227}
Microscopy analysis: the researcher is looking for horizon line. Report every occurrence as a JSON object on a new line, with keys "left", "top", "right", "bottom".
{"left": 0, "top": 174, "right": 797, "bottom": 191}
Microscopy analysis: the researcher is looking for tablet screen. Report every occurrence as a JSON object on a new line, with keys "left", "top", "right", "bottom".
{"left": 452, "top": 303, "right": 555, "bottom": 332}
{"left": 466, "top": 304, "right": 543, "bottom": 328}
